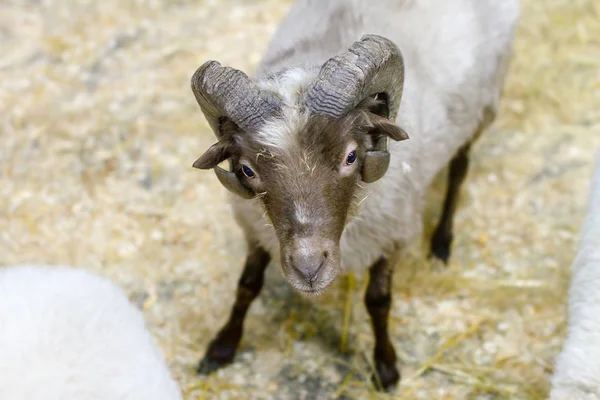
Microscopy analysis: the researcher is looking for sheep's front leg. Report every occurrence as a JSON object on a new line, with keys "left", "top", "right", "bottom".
{"left": 430, "top": 142, "right": 471, "bottom": 264}
{"left": 197, "top": 245, "right": 270, "bottom": 375}
{"left": 365, "top": 257, "right": 399, "bottom": 391}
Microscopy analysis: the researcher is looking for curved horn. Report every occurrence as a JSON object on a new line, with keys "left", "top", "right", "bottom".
{"left": 191, "top": 61, "right": 281, "bottom": 137}
{"left": 305, "top": 34, "right": 404, "bottom": 120}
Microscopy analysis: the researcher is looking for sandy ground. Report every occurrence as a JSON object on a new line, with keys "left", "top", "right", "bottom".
{"left": 1, "top": 0, "right": 599, "bottom": 399}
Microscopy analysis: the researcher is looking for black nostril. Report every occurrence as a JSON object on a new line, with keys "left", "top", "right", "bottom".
{"left": 323, "top": 251, "right": 328, "bottom": 259}
{"left": 307, "top": 260, "right": 324, "bottom": 284}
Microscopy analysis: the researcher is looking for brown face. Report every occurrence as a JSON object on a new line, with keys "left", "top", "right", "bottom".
{"left": 237, "top": 114, "right": 366, "bottom": 295}
{"left": 194, "top": 98, "right": 408, "bottom": 296}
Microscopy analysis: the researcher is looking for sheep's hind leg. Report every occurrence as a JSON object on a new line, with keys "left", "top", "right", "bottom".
{"left": 430, "top": 108, "right": 496, "bottom": 264}
{"left": 429, "top": 142, "right": 472, "bottom": 264}
{"left": 197, "top": 245, "right": 270, "bottom": 375}
{"left": 365, "top": 257, "right": 399, "bottom": 391}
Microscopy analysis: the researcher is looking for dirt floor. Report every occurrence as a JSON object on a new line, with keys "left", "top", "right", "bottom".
{"left": 1, "top": 0, "right": 600, "bottom": 399}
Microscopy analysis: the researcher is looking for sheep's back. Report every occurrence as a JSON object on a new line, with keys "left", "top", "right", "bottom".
{"left": 0, "top": 265, "right": 182, "bottom": 400}
{"left": 549, "top": 151, "right": 600, "bottom": 400}
{"left": 234, "top": 0, "right": 520, "bottom": 272}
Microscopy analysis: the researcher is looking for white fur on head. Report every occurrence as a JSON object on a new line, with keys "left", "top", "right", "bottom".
{"left": 253, "top": 106, "right": 308, "bottom": 153}
{"left": 0, "top": 265, "right": 183, "bottom": 400}
{"left": 257, "top": 67, "right": 316, "bottom": 106}
{"left": 253, "top": 67, "right": 315, "bottom": 152}
{"left": 549, "top": 151, "right": 600, "bottom": 400}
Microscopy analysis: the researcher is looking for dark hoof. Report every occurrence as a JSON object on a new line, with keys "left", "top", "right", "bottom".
{"left": 372, "top": 360, "right": 400, "bottom": 392}
{"left": 429, "top": 231, "right": 453, "bottom": 264}
{"left": 196, "top": 355, "right": 227, "bottom": 375}
{"left": 196, "top": 337, "right": 238, "bottom": 376}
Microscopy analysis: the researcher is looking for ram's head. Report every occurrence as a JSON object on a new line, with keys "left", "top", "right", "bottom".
{"left": 191, "top": 35, "right": 408, "bottom": 295}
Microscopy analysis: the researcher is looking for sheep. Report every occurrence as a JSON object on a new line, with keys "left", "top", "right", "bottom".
{"left": 189, "top": 0, "right": 520, "bottom": 390}
{"left": 548, "top": 151, "right": 600, "bottom": 400}
{"left": 0, "top": 265, "right": 183, "bottom": 400}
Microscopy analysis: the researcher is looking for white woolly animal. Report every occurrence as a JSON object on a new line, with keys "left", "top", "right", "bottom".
{"left": 549, "top": 152, "right": 600, "bottom": 400}
{"left": 0, "top": 265, "right": 183, "bottom": 400}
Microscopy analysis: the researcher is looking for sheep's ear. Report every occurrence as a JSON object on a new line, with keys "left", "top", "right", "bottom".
{"left": 192, "top": 141, "right": 255, "bottom": 199}
{"left": 193, "top": 141, "right": 255, "bottom": 199}
{"left": 366, "top": 117, "right": 409, "bottom": 141}
{"left": 193, "top": 117, "right": 244, "bottom": 169}
{"left": 193, "top": 140, "right": 231, "bottom": 169}
{"left": 357, "top": 95, "right": 408, "bottom": 183}
{"left": 193, "top": 118, "right": 255, "bottom": 199}
{"left": 357, "top": 95, "right": 409, "bottom": 141}
{"left": 362, "top": 123, "right": 407, "bottom": 183}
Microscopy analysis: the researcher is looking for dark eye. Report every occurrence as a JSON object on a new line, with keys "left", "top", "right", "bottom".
{"left": 346, "top": 150, "right": 357, "bottom": 165}
{"left": 241, "top": 164, "right": 255, "bottom": 178}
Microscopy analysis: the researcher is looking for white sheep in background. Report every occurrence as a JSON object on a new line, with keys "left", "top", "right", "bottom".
{"left": 0, "top": 265, "right": 183, "bottom": 400}
{"left": 189, "top": 0, "right": 520, "bottom": 390}
{"left": 549, "top": 151, "right": 600, "bottom": 400}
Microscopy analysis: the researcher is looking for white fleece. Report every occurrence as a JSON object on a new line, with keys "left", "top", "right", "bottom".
{"left": 549, "top": 151, "right": 600, "bottom": 400}
{"left": 0, "top": 265, "right": 183, "bottom": 400}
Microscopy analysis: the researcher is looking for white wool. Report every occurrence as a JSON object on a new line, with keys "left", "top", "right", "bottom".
{"left": 548, "top": 151, "right": 600, "bottom": 400}
{"left": 256, "top": 66, "right": 316, "bottom": 107}
{"left": 232, "top": 0, "right": 520, "bottom": 272}
{"left": 254, "top": 68, "right": 314, "bottom": 151}
{"left": 253, "top": 106, "right": 308, "bottom": 153}
{"left": 0, "top": 265, "right": 183, "bottom": 400}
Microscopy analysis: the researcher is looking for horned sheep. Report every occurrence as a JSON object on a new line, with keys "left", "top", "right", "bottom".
{"left": 190, "top": 0, "right": 520, "bottom": 390}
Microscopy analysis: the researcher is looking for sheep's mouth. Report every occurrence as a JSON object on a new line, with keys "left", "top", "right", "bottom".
{"left": 293, "top": 284, "right": 330, "bottom": 298}
{"left": 278, "top": 236, "right": 341, "bottom": 297}
{"left": 284, "top": 266, "right": 338, "bottom": 298}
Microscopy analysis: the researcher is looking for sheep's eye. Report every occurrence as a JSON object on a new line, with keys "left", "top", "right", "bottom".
{"left": 241, "top": 165, "right": 255, "bottom": 179}
{"left": 346, "top": 150, "right": 357, "bottom": 165}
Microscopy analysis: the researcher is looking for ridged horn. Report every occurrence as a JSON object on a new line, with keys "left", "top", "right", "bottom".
{"left": 191, "top": 61, "right": 281, "bottom": 137}
{"left": 305, "top": 34, "right": 404, "bottom": 120}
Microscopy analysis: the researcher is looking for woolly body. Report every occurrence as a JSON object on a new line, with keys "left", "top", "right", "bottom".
{"left": 230, "top": 0, "right": 520, "bottom": 271}
{"left": 0, "top": 265, "right": 183, "bottom": 400}
{"left": 549, "top": 152, "right": 600, "bottom": 400}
